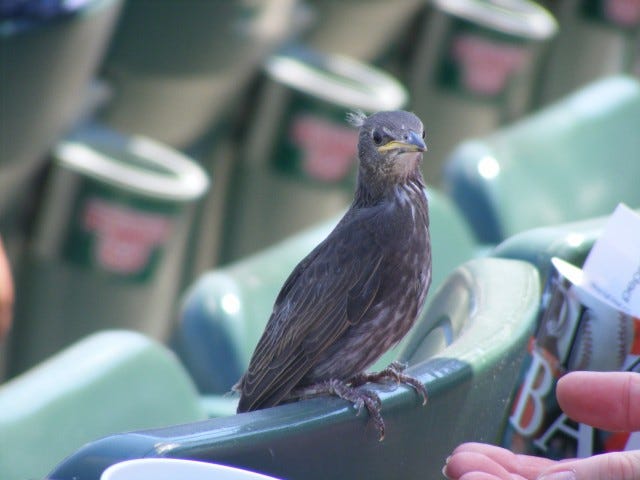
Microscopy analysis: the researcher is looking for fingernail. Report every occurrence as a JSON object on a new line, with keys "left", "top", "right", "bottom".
{"left": 538, "top": 471, "right": 576, "bottom": 480}
{"left": 441, "top": 464, "right": 452, "bottom": 479}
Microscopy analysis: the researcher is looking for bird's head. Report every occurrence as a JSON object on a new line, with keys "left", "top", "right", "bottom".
{"left": 349, "top": 110, "right": 427, "bottom": 189}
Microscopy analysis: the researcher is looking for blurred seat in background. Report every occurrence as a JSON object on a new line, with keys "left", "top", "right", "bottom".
{"left": 172, "top": 188, "right": 476, "bottom": 395}
{"left": 0, "top": 330, "right": 206, "bottom": 480}
{"left": 7, "top": 126, "right": 209, "bottom": 377}
{"left": 538, "top": 0, "right": 640, "bottom": 105}
{"left": 408, "top": 0, "right": 557, "bottom": 185}
{"left": 99, "top": 0, "right": 298, "bottom": 149}
{"left": 299, "top": 0, "right": 423, "bottom": 65}
{"left": 0, "top": 0, "right": 122, "bottom": 257}
{"left": 49, "top": 257, "right": 540, "bottom": 480}
{"left": 93, "top": 2, "right": 301, "bottom": 280}
{"left": 0, "top": 0, "right": 123, "bottom": 382}
{"left": 443, "top": 75, "right": 640, "bottom": 245}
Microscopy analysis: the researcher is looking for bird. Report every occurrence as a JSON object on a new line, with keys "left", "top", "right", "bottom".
{"left": 234, "top": 110, "right": 431, "bottom": 440}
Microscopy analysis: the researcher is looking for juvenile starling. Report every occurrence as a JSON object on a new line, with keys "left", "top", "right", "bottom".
{"left": 235, "top": 110, "right": 431, "bottom": 439}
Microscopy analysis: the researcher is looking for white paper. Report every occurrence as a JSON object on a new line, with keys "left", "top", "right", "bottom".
{"left": 581, "top": 203, "right": 640, "bottom": 317}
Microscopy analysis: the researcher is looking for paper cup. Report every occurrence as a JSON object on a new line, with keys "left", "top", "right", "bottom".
{"left": 101, "top": 459, "right": 280, "bottom": 480}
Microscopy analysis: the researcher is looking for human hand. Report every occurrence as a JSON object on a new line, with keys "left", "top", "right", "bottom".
{"left": 443, "top": 371, "right": 640, "bottom": 480}
{"left": 0, "top": 236, "right": 14, "bottom": 339}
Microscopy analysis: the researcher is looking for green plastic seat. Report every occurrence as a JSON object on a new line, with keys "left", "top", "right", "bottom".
{"left": 50, "top": 258, "right": 540, "bottom": 480}
{"left": 172, "top": 187, "right": 477, "bottom": 394}
{"left": 101, "top": 1, "right": 292, "bottom": 147}
{"left": 0, "top": 330, "right": 206, "bottom": 480}
{"left": 444, "top": 75, "right": 640, "bottom": 244}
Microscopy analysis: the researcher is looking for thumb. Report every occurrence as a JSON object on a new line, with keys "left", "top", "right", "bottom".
{"left": 536, "top": 450, "right": 640, "bottom": 480}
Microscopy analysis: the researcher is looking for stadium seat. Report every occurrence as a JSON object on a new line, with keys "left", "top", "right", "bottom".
{"left": 0, "top": 331, "right": 206, "bottom": 480}
{"left": 0, "top": 0, "right": 122, "bottom": 217}
{"left": 443, "top": 75, "right": 640, "bottom": 244}
{"left": 50, "top": 258, "right": 540, "bottom": 480}
{"left": 492, "top": 212, "right": 614, "bottom": 284}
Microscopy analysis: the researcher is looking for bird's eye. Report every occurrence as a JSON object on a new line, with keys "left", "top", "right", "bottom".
{"left": 421, "top": 130, "right": 426, "bottom": 139}
{"left": 372, "top": 130, "right": 383, "bottom": 145}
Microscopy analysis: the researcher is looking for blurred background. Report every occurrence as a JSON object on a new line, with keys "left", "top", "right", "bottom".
{"left": 0, "top": 0, "right": 638, "bottom": 381}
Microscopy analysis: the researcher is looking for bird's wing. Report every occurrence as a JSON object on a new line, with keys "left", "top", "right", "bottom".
{"left": 237, "top": 208, "right": 390, "bottom": 412}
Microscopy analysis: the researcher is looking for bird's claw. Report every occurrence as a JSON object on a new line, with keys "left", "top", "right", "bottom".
{"left": 344, "top": 387, "right": 385, "bottom": 440}
{"left": 343, "top": 387, "right": 385, "bottom": 441}
{"left": 350, "top": 362, "right": 428, "bottom": 406}
{"left": 289, "top": 361, "right": 427, "bottom": 441}
{"left": 293, "top": 379, "right": 385, "bottom": 440}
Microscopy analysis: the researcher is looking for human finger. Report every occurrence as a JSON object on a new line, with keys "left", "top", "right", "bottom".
{"left": 557, "top": 371, "right": 640, "bottom": 431}
{"left": 536, "top": 449, "right": 640, "bottom": 480}
{"left": 448, "top": 443, "right": 554, "bottom": 477}
{"left": 444, "top": 451, "right": 514, "bottom": 480}
{"left": 458, "top": 472, "right": 521, "bottom": 480}
{"left": 0, "top": 236, "right": 14, "bottom": 339}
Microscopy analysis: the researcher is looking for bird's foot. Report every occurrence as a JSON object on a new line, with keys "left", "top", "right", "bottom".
{"left": 293, "top": 379, "right": 386, "bottom": 440}
{"left": 290, "top": 363, "right": 426, "bottom": 441}
{"left": 350, "top": 361, "right": 428, "bottom": 406}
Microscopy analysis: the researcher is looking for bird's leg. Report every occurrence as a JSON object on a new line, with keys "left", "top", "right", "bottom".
{"left": 288, "top": 363, "right": 426, "bottom": 441}
{"left": 291, "top": 379, "right": 386, "bottom": 440}
{"left": 350, "top": 361, "right": 428, "bottom": 406}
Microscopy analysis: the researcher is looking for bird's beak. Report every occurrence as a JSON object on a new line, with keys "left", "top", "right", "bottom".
{"left": 377, "top": 130, "right": 427, "bottom": 153}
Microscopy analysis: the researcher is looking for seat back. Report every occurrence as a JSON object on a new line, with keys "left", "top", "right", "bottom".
{"left": 0, "top": 0, "right": 122, "bottom": 217}
{"left": 0, "top": 330, "right": 205, "bottom": 480}
{"left": 172, "top": 188, "right": 477, "bottom": 393}
{"left": 444, "top": 75, "right": 640, "bottom": 244}
{"left": 50, "top": 258, "right": 540, "bottom": 480}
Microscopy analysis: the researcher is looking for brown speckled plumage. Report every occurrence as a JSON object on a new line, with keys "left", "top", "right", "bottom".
{"left": 235, "top": 110, "right": 431, "bottom": 416}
